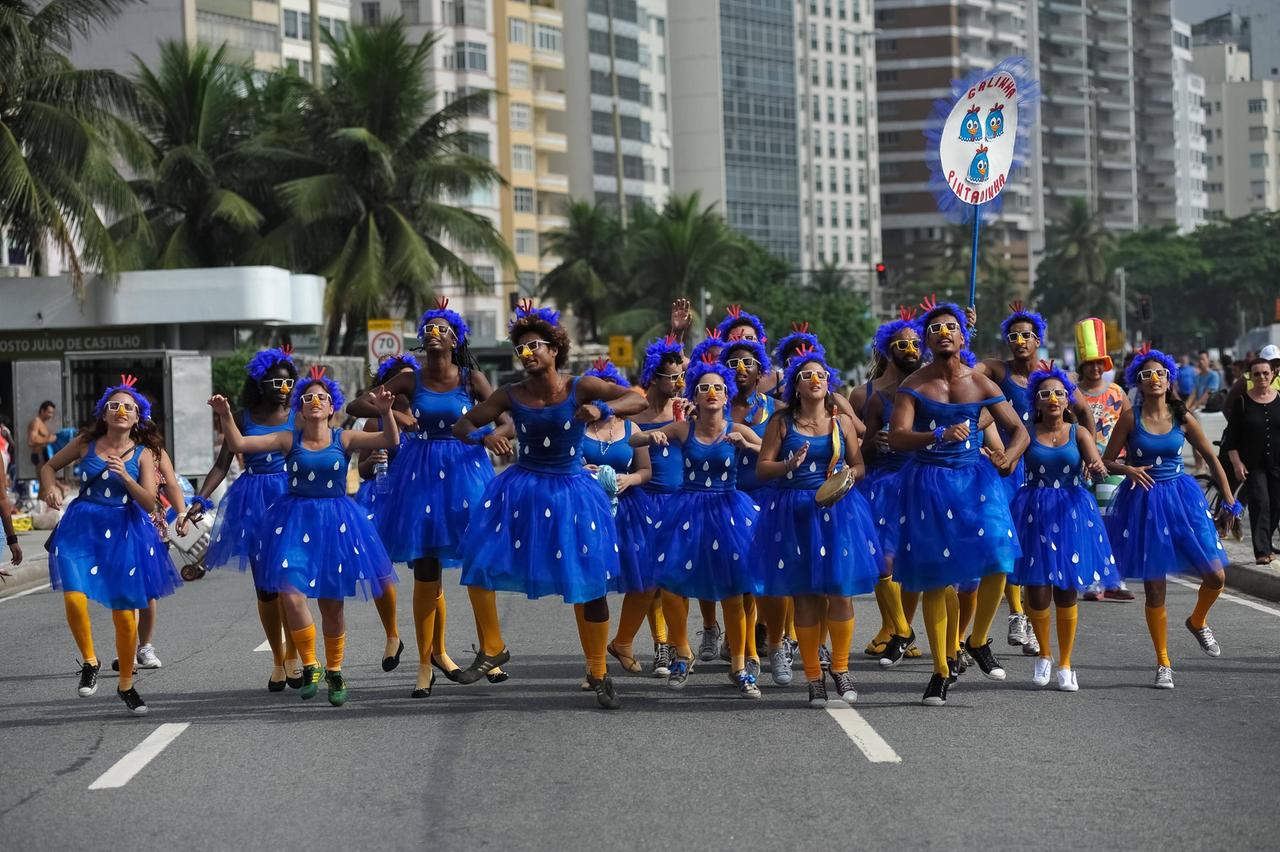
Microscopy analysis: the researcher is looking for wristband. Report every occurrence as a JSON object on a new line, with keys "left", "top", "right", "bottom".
{"left": 933, "top": 426, "right": 945, "bottom": 445}
{"left": 189, "top": 495, "right": 214, "bottom": 513}
{"left": 467, "top": 430, "right": 486, "bottom": 444}
{"left": 5, "top": 534, "right": 16, "bottom": 546}
{"left": 1228, "top": 500, "right": 1244, "bottom": 518}
{"left": 595, "top": 402, "right": 614, "bottom": 421}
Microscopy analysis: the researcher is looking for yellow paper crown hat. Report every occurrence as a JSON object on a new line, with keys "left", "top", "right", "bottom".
{"left": 1074, "top": 318, "right": 1114, "bottom": 371}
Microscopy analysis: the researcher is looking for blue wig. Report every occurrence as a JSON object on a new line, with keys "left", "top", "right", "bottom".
{"left": 1124, "top": 347, "right": 1178, "bottom": 389}
{"left": 246, "top": 345, "right": 296, "bottom": 382}
{"left": 418, "top": 297, "right": 471, "bottom": 346}
{"left": 715, "top": 304, "right": 768, "bottom": 343}
{"left": 93, "top": 374, "right": 152, "bottom": 422}
{"left": 1000, "top": 300, "right": 1047, "bottom": 342}
{"left": 720, "top": 338, "right": 772, "bottom": 375}
{"left": 1028, "top": 361, "right": 1079, "bottom": 406}
{"left": 773, "top": 322, "right": 826, "bottom": 366}
{"left": 781, "top": 346, "right": 844, "bottom": 404}
{"left": 292, "top": 365, "right": 345, "bottom": 412}
{"left": 919, "top": 297, "right": 973, "bottom": 351}
{"left": 874, "top": 306, "right": 923, "bottom": 359}
{"left": 683, "top": 356, "right": 737, "bottom": 402}
{"left": 585, "top": 356, "right": 631, "bottom": 388}
{"left": 640, "top": 335, "right": 685, "bottom": 387}
{"left": 507, "top": 298, "right": 561, "bottom": 332}
{"left": 689, "top": 328, "right": 726, "bottom": 366}
{"left": 374, "top": 353, "right": 420, "bottom": 387}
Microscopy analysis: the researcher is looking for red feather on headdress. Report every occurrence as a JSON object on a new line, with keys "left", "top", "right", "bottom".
{"left": 119, "top": 373, "right": 139, "bottom": 388}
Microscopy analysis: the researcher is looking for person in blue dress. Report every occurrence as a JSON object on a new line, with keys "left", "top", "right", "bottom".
{"left": 1102, "top": 346, "right": 1237, "bottom": 690}
{"left": 452, "top": 301, "right": 646, "bottom": 710}
{"left": 888, "top": 298, "right": 1029, "bottom": 706}
{"left": 756, "top": 346, "right": 882, "bottom": 707}
{"left": 209, "top": 367, "right": 400, "bottom": 707}
{"left": 630, "top": 354, "right": 764, "bottom": 699}
{"left": 347, "top": 299, "right": 513, "bottom": 698}
{"left": 40, "top": 375, "right": 182, "bottom": 716}
{"left": 1011, "top": 363, "right": 1117, "bottom": 693}
{"left": 182, "top": 346, "right": 301, "bottom": 691}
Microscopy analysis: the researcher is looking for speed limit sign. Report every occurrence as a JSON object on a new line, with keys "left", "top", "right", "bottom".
{"left": 367, "top": 319, "right": 403, "bottom": 374}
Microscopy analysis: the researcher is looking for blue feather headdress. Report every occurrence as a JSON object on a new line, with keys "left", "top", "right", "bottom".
{"left": 715, "top": 304, "right": 768, "bottom": 344}
{"left": 689, "top": 327, "right": 726, "bottom": 366}
{"left": 246, "top": 345, "right": 295, "bottom": 382}
{"left": 374, "top": 353, "right": 420, "bottom": 386}
{"left": 585, "top": 356, "right": 631, "bottom": 388}
{"left": 508, "top": 297, "right": 561, "bottom": 331}
{"left": 1000, "top": 299, "right": 1047, "bottom": 341}
{"left": 418, "top": 296, "right": 471, "bottom": 345}
{"left": 292, "top": 364, "right": 345, "bottom": 412}
{"left": 720, "top": 338, "right": 772, "bottom": 375}
{"left": 640, "top": 335, "right": 685, "bottom": 387}
{"left": 1124, "top": 343, "right": 1178, "bottom": 389}
{"left": 781, "top": 344, "right": 843, "bottom": 404}
{"left": 773, "top": 321, "right": 826, "bottom": 366}
{"left": 874, "top": 306, "right": 922, "bottom": 359}
{"left": 683, "top": 354, "right": 737, "bottom": 402}
{"left": 919, "top": 295, "right": 974, "bottom": 352}
{"left": 1028, "top": 359, "right": 1078, "bottom": 405}
{"left": 93, "top": 374, "right": 152, "bottom": 422}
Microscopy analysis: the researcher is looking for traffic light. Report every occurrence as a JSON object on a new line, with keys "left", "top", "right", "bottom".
{"left": 875, "top": 262, "right": 887, "bottom": 288}
{"left": 1138, "top": 295, "right": 1152, "bottom": 323}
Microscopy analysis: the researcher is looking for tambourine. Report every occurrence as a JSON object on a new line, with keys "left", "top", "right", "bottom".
{"left": 815, "top": 467, "right": 856, "bottom": 507}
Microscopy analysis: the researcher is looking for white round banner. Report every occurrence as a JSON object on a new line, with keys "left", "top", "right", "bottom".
{"left": 938, "top": 70, "right": 1020, "bottom": 206}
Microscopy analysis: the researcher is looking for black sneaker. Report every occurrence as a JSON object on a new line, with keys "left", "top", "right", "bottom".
{"left": 586, "top": 674, "right": 621, "bottom": 710}
{"left": 964, "top": 638, "right": 1007, "bottom": 681}
{"left": 829, "top": 669, "right": 858, "bottom": 704}
{"left": 118, "top": 687, "right": 148, "bottom": 716}
{"left": 807, "top": 679, "right": 828, "bottom": 708}
{"left": 651, "top": 642, "right": 672, "bottom": 678}
{"left": 922, "top": 673, "right": 948, "bottom": 706}
{"left": 77, "top": 661, "right": 100, "bottom": 697}
{"left": 878, "top": 632, "right": 914, "bottom": 669}
{"left": 947, "top": 657, "right": 961, "bottom": 685}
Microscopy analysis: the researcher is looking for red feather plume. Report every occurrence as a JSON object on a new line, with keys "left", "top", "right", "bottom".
{"left": 435, "top": 296, "right": 450, "bottom": 310}
{"left": 897, "top": 305, "right": 917, "bottom": 322}
{"left": 919, "top": 294, "right": 939, "bottom": 313}
{"left": 308, "top": 364, "right": 326, "bottom": 381}
{"left": 725, "top": 304, "right": 743, "bottom": 318}
{"left": 1008, "top": 300, "right": 1024, "bottom": 314}
{"left": 119, "top": 373, "right": 138, "bottom": 388}
{"left": 592, "top": 356, "right": 611, "bottom": 372}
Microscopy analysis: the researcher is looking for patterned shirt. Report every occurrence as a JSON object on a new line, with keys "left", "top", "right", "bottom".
{"left": 1082, "top": 382, "right": 1126, "bottom": 456}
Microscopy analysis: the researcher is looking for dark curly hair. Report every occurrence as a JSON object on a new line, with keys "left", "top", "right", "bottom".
{"left": 239, "top": 357, "right": 298, "bottom": 410}
{"left": 509, "top": 316, "right": 571, "bottom": 369}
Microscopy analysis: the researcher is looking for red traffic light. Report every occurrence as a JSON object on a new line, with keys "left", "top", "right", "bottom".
{"left": 875, "top": 263, "right": 886, "bottom": 273}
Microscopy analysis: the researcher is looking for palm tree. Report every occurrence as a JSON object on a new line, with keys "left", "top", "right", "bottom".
{"left": 1036, "top": 199, "right": 1115, "bottom": 318}
{"left": 0, "top": 0, "right": 145, "bottom": 292}
{"left": 538, "top": 201, "right": 622, "bottom": 342}
{"left": 112, "top": 41, "right": 264, "bottom": 269}
{"left": 248, "top": 22, "right": 512, "bottom": 353}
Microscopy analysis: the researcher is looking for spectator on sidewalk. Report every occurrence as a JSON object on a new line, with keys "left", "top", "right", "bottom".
{"left": 1222, "top": 357, "right": 1280, "bottom": 565}
{"left": 1223, "top": 344, "right": 1280, "bottom": 419}
{"left": 1188, "top": 351, "right": 1222, "bottom": 413}
{"left": 1176, "top": 354, "right": 1197, "bottom": 401}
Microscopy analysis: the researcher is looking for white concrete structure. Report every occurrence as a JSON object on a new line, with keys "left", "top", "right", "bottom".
{"left": 1195, "top": 41, "right": 1280, "bottom": 218}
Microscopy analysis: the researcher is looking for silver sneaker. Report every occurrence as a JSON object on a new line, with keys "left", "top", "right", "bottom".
{"left": 769, "top": 648, "right": 794, "bottom": 686}
{"left": 136, "top": 644, "right": 162, "bottom": 669}
{"left": 735, "top": 670, "right": 762, "bottom": 699}
{"left": 1007, "top": 613, "right": 1028, "bottom": 647}
{"left": 744, "top": 657, "right": 761, "bottom": 681}
{"left": 1185, "top": 618, "right": 1221, "bottom": 658}
{"left": 1022, "top": 628, "right": 1040, "bottom": 656}
{"left": 818, "top": 643, "right": 831, "bottom": 671}
{"left": 1154, "top": 665, "right": 1174, "bottom": 689}
{"left": 651, "top": 643, "right": 672, "bottom": 678}
{"left": 697, "top": 625, "right": 722, "bottom": 662}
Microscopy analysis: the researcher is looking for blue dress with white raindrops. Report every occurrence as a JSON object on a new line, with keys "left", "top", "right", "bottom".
{"left": 855, "top": 387, "right": 907, "bottom": 557}
{"left": 582, "top": 418, "right": 656, "bottom": 593}
{"left": 47, "top": 443, "right": 182, "bottom": 610}
{"left": 461, "top": 377, "right": 620, "bottom": 603}
{"left": 997, "top": 362, "right": 1031, "bottom": 503}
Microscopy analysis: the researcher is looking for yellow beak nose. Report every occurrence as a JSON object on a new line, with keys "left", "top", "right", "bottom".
{"left": 310, "top": 399, "right": 323, "bottom": 410}
{"left": 519, "top": 346, "right": 533, "bottom": 358}
{"left": 431, "top": 325, "right": 442, "bottom": 338}
{"left": 906, "top": 343, "right": 919, "bottom": 355}
{"left": 735, "top": 364, "right": 747, "bottom": 375}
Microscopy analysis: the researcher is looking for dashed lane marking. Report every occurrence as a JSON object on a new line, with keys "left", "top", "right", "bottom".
{"left": 89, "top": 723, "right": 191, "bottom": 790}
{"left": 825, "top": 704, "right": 902, "bottom": 763}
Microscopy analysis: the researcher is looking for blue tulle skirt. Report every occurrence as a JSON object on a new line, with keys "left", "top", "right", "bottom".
{"left": 1106, "top": 475, "right": 1227, "bottom": 580}
{"left": 856, "top": 465, "right": 902, "bottom": 557}
{"left": 205, "top": 472, "right": 289, "bottom": 585}
{"left": 755, "top": 487, "right": 883, "bottom": 596}
{"left": 47, "top": 499, "right": 182, "bottom": 610}
{"left": 1011, "top": 484, "right": 1118, "bottom": 590}
{"left": 999, "top": 458, "right": 1026, "bottom": 504}
{"left": 608, "top": 487, "right": 656, "bottom": 594}
{"left": 893, "top": 459, "right": 1020, "bottom": 592}
{"left": 373, "top": 437, "right": 493, "bottom": 567}
{"left": 461, "top": 466, "right": 619, "bottom": 603}
{"left": 650, "top": 490, "right": 761, "bottom": 600}
{"left": 257, "top": 494, "right": 396, "bottom": 600}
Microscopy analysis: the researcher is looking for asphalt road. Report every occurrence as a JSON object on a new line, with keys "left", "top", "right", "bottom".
{"left": 1, "top": 566, "right": 1278, "bottom": 851}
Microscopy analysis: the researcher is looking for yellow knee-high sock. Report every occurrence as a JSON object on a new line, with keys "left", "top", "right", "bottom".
{"left": 870, "top": 578, "right": 893, "bottom": 645}
{"left": 902, "top": 589, "right": 921, "bottom": 625}
{"left": 828, "top": 614, "right": 854, "bottom": 673}
{"left": 291, "top": 624, "right": 318, "bottom": 667}
{"left": 957, "top": 589, "right": 976, "bottom": 643}
{"left": 1026, "top": 606, "right": 1052, "bottom": 661}
{"left": 573, "top": 604, "right": 610, "bottom": 679}
{"left": 968, "top": 573, "right": 1007, "bottom": 647}
{"left": 112, "top": 609, "right": 138, "bottom": 691}
{"left": 698, "top": 598, "right": 718, "bottom": 629}
{"left": 784, "top": 597, "right": 797, "bottom": 642}
{"left": 467, "top": 587, "right": 505, "bottom": 655}
{"left": 1055, "top": 604, "right": 1078, "bottom": 669}
{"left": 1005, "top": 582, "right": 1024, "bottom": 615}
{"left": 742, "top": 594, "right": 759, "bottom": 661}
{"left": 256, "top": 599, "right": 286, "bottom": 666}
{"left": 945, "top": 586, "right": 960, "bottom": 659}
{"left": 64, "top": 592, "right": 96, "bottom": 665}
{"left": 323, "top": 632, "right": 346, "bottom": 672}
{"left": 922, "top": 589, "right": 950, "bottom": 677}
{"left": 877, "top": 578, "right": 911, "bottom": 637}
{"left": 661, "top": 592, "right": 691, "bottom": 659}
{"left": 646, "top": 594, "right": 668, "bottom": 644}
{"left": 613, "top": 590, "right": 654, "bottom": 651}
{"left": 1188, "top": 583, "right": 1221, "bottom": 630}
{"left": 373, "top": 584, "right": 399, "bottom": 640}
{"left": 796, "top": 622, "right": 823, "bottom": 681}
{"left": 280, "top": 598, "right": 298, "bottom": 666}
{"left": 1145, "top": 605, "right": 1170, "bottom": 667}
{"left": 757, "top": 595, "right": 788, "bottom": 647}
{"left": 722, "top": 595, "right": 748, "bottom": 672}
{"left": 412, "top": 580, "right": 439, "bottom": 663}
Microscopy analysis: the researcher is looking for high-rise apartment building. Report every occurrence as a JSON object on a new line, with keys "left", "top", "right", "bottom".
{"left": 1160, "top": 18, "right": 1209, "bottom": 232}
{"left": 1195, "top": 41, "right": 1280, "bottom": 218}
{"left": 1185, "top": 1, "right": 1280, "bottom": 80}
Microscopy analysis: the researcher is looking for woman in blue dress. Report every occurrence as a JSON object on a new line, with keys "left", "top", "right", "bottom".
{"left": 756, "top": 347, "right": 882, "bottom": 707}
{"left": 888, "top": 299, "right": 1029, "bottom": 706}
{"left": 348, "top": 300, "right": 513, "bottom": 697}
{"left": 1011, "top": 363, "right": 1117, "bottom": 692}
{"left": 631, "top": 355, "right": 764, "bottom": 699}
{"left": 1103, "top": 346, "right": 1237, "bottom": 690}
{"left": 209, "top": 367, "right": 400, "bottom": 707}
{"left": 182, "top": 346, "right": 300, "bottom": 691}
{"left": 452, "top": 301, "right": 646, "bottom": 710}
{"left": 40, "top": 375, "right": 182, "bottom": 716}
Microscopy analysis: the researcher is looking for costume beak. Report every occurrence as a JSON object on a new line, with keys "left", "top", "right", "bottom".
{"left": 518, "top": 345, "right": 533, "bottom": 358}
{"left": 905, "top": 342, "right": 919, "bottom": 356}
{"left": 431, "top": 325, "right": 442, "bottom": 338}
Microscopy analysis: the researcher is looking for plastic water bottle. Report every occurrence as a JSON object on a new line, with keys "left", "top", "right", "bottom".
{"left": 374, "top": 459, "right": 390, "bottom": 494}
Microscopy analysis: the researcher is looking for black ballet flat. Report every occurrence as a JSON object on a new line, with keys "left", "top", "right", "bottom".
{"left": 382, "top": 640, "right": 405, "bottom": 673}
{"left": 456, "top": 647, "right": 511, "bottom": 685}
{"left": 285, "top": 672, "right": 304, "bottom": 690}
{"left": 411, "top": 673, "right": 437, "bottom": 699}
{"left": 431, "top": 655, "right": 463, "bottom": 683}
{"left": 268, "top": 677, "right": 287, "bottom": 693}
{"left": 486, "top": 670, "right": 509, "bottom": 684}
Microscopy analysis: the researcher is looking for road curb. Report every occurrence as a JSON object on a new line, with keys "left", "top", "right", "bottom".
{"left": 1224, "top": 562, "right": 1280, "bottom": 603}
{"left": 0, "top": 560, "right": 50, "bottom": 600}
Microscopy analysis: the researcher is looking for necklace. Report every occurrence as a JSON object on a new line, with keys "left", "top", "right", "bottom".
{"left": 589, "top": 420, "right": 619, "bottom": 457}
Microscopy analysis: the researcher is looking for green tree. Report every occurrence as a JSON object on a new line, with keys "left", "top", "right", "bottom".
{"left": 1035, "top": 199, "right": 1115, "bottom": 319}
{"left": 0, "top": 0, "right": 145, "bottom": 291}
{"left": 1105, "top": 226, "right": 1209, "bottom": 350}
{"left": 538, "top": 201, "right": 622, "bottom": 342}
{"left": 919, "top": 223, "right": 1022, "bottom": 353}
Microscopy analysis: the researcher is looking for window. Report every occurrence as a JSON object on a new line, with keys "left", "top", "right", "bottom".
{"left": 508, "top": 60, "right": 530, "bottom": 88}
{"left": 840, "top": 98, "right": 850, "bottom": 125}
{"left": 447, "top": 0, "right": 486, "bottom": 28}
{"left": 1248, "top": 98, "right": 1266, "bottom": 114}
{"left": 826, "top": 61, "right": 834, "bottom": 87}
{"left": 401, "top": 2, "right": 420, "bottom": 25}
{"left": 815, "top": 168, "right": 823, "bottom": 191}
{"left": 509, "top": 17, "right": 528, "bottom": 45}
{"left": 816, "top": 200, "right": 825, "bottom": 226}
{"left": 842, "top": 132, "right": 850, "bottom": 159}
{"left": 1250, "top": 153, "right": 1270, "bottom": 168}
{"left": 515, "top": 229, "right": 537, "bottom": 256}
{"left": 1247, "top": 125, "right": 1268, "bottom": 141}
{"left": 299, "top": 12, "right": 310, "bottom": 40}
{"left": 453, "top": 41, "right": 487, "bottom": 71}
{"left": 517, "top": 271, "right": 537, "bottom": 295}
{"left": 510, "top": 102, "right": 532, "bottom": 130}
{"left": 843, "top": 167, "right": 852, "bottom": 193}
{"left": 829, "top": 165, "right": 837, "bottom": 190}
{"left": 285, "top": 57, "right": 300, "bottom": 74}
{"left": 844, "top": 202, "right": 853, "bottom": 227}
{"left": 333, "top": 20, "right": 347, "bottom": 43}
{"left": 809, "top": 23, "right": 818, "bottom": 50}
{"left": 812, "top": 95, "right": 821, "bottom": 122}
{"left": 827, "top": 96, "right": 836, "bottom": 123}
{"left": 360, "top": 3, "right": 380, "bottom": 25}
{"left": 464, "top": 131, "right": 490, "bottom": 161}
{"left": 535, "top": 24, "right": 562, "bottom": 54}
{"left": 856, "top": 99, "right": 865, "bottom": 126}
{"left": 839, "top": 30, "right": 848, "bottom": 55}
{"left": 473, "top": 310, "right": 497, "bottom": 341}
{"left": 824, "top": 26, "right": 833, "bottom": 52}
{"left": 283, "top": 9, "right": 298, "bottom": 38}
{"left": 828, "top": 131, "right": 836, "bottom": 158}
{"left": 513, "top": 188, "right": 536, "bottom": 213}
{"left": 817, "top": 236, "right": 826, "bottom": 262}
{"left": 638, "top": 44, "right": 651, "bottom": 69}
{"left": 512, "top": 144, "right": 534, "bottom": 171}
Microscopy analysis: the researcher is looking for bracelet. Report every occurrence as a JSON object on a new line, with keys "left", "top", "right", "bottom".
{"left": 1228, "top": 500, "right": 1244, "bottom": 517}
{"left": 595, "top": 402, "right": 614, "bottom": 421}
{"left": 933, "top": 426, "right": 946, "bottom": 444}
{"left": 189, "top": 495, "right": 214, "bottom": 513}
{"left": 5, "top": 533, "right": 16, "bottom": 546}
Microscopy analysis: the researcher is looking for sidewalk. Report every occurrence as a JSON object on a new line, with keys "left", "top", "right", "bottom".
{"left": 1, "top": 528, "right": 53, "bottom": 599}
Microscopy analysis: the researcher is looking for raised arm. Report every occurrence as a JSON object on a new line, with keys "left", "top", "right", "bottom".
{"left": 344, "top": 388, "right": 400, "bottom": 452}
{"left": 209, "top": 396, "right": 291, "bottom": 456}
{"left": 831, "top": 393, "right": 865, "bottom": 438}
{"left": 346, "top": 369, "right": 416, "bottom": 418}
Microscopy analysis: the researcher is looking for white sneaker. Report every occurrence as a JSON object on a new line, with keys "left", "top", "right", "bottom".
{"left": 1032, "top": 657, "right": 1052, "bottom": 687}
{"left": 136, "top": 644, "right": 162, "bottom": 669}
{"left": 1154, "top": 665, "right": 1174, "bottom": 689}
{"left": 1055, "top": 667, "right": 1078, "bottom": 692}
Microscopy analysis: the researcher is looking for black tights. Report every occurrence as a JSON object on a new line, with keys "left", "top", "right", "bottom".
{"left": 581, "top": 596, "right": 609, "bottom": 623}
{"left": 412, "top": 558, "right": 442, "bottom": 583}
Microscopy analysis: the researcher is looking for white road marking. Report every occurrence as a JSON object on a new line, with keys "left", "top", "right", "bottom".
{"left": 1169, "top": 576, "right": 1280, "bottom": 618}
{"left": 89, "top": 723, "right": 190, "bottom": 790}
{"left": 253, "top": 640, "right": 271, "bottom": 652}
{"left": 0, "top": 582, "right": 51, "bottom": 603}
{"left": 825, "top": 705, "right": 902, "bottom": 763}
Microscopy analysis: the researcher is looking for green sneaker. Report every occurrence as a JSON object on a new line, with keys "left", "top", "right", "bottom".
{"left": 299, "top": 664, "right": 322, "bottom": 700}
{"left": 325, "top": 670, "right": 348, "bottom": 706}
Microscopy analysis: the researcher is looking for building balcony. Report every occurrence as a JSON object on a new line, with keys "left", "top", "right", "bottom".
{"left": 532, "top": 49, "right": 564, "bottom": 70}
{"left": 535, "top": 130, "right": 567, "bottom": 153}
{"left": 538, "top": 212, "right": 569, "bottom": 231}
{"left": 537, "top": 172, "right": 570, "bottom": 194}
{"left": 531, "top": 4, "right": 562, "bottom": 27}
{"left": 533, "top": 89, "right": 567, "bottom": 112}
